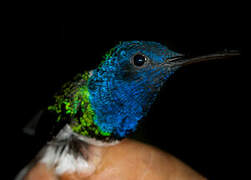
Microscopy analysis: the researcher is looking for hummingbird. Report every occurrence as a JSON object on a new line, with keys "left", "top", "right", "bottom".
{"left": 15, "top": 41, "right": 239, "bottom": 179}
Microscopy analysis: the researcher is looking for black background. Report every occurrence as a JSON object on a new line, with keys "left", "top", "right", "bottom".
{"left": 4, "top": 6, "right": 247, "bottom": 180}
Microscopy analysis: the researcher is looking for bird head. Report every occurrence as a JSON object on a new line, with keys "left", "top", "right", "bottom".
{"left": 88, "top": 41, "right": 239, "bottom": 141}
{"left": 48, "top": 41, "right": 239, "bottom": 143}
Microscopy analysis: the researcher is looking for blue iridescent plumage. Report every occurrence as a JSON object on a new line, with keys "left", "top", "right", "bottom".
{"left": 88, "top": 41, "right": 182, "bottom": 138}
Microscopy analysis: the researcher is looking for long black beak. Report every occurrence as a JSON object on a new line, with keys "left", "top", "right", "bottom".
{"left": 167, "top": 49, "right": 240, "bottom": 68}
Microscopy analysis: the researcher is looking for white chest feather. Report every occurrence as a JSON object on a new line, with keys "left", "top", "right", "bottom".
{"left": 39, "top": 125, "right": 119, "bottom": 175}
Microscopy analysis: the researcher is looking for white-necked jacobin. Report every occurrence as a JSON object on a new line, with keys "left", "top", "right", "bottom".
{"left": 15, "top": 41, "right": 239, "bottom": 179}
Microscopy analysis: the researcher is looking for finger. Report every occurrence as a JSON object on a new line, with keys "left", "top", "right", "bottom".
{"left": 24, "top": 163, "right": 56, "bottom": 180}
{"left": 86, "top": 139, "right": 206, "bottom": 180}
{"left": 25, "top": 139, "right": 207, "bottom": 180}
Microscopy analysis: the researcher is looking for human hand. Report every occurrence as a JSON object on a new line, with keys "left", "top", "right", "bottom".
{"left": 24, "top": 139, "right": 206, "bottom": 180}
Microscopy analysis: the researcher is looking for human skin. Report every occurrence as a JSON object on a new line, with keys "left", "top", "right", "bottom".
{"left": 24, "top": 139, "right": 207, "bottom": 180}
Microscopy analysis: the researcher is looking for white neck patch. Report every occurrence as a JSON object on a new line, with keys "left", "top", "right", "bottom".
{"left": 39, "top": 124, "right": 119, "bottom": 175}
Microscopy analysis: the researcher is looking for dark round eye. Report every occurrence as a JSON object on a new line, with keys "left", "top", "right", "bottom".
{"left": 133, "top": 54, "right": 146, "bottom": 66}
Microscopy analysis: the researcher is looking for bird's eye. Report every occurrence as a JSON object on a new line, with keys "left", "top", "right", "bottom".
{"left": 132, "top": 54, "right": 147, "bottom": 67}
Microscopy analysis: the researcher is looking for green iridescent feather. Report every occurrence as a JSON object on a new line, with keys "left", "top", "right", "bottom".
{"left": 98, "top": 41, "right": 123, "bottom": 66}
{"left": 48, "top": 72, "right": 111, "bottom": 137}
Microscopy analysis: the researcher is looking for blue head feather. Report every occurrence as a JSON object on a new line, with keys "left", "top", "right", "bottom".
{"left": 88, "top": 41, "right": 183, "bottom": 139}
